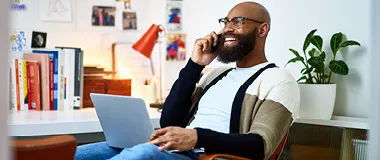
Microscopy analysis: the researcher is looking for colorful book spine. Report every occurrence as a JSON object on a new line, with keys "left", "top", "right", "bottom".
{"left": 27, "top": 61, "right": 41, "bottom": 110}
{"left": 15, "top": 59, "right": 20, "bottom": 111}
{"left": 32, "top": 50, "right": 59, "bottom": 110}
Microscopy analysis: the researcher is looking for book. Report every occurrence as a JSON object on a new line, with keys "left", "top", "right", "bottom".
{"left": 26, "top": 61, "right": 41, "bottom": 110}
{"left": 55, "top": 46, "right": 83, "bottom": 110}
{"left": 23, "top": 53, "right": 50, "bottom": 110}
{"left": 18, "top": 59, "right": 28, "bottom": 111}
{"left": 32, "top": 49, "right": 59, "bottom": 110}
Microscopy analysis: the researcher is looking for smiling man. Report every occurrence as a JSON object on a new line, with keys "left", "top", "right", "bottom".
{"left": 75, "top": 1, "right": 299, "bottom": 160}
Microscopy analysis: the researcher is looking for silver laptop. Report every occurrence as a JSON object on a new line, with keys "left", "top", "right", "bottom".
{"left": 90, "top": 93, "right": 154, "bottom": 148}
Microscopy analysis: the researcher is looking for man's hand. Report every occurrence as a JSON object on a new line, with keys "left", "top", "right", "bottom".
{"left": 191, "top": 31, "right": 220, "bottom": 66}
{"left": 149, "top": 127, "right": 198, "bottom": 151}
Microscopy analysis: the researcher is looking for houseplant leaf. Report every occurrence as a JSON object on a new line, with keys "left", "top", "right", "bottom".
{"left": 301, "top": 68, "right": 306, "bottom": 74}
{"left": 289, "top": 48, "right": 302, "bottom": 58}
{"left": 307, "top": 52, "right": 326, "bottom": 73}
{"left": 285, "top": 57, "right": 304, "bottom": 66}
{"left": 308, "top": 48, "right": 316, "bottom": 57}
{"left": 340, "top": 40, "right": 361, "bottom": 48}
{"left": 330, "top": 32, "right": 343, "bottom": 55}
{"left": 303, "top": 29, "right": 317, "bottom": 52}
{"left": 303, "top": 68, "right": 313, "bottom": 74}
{"left": 310, "top": 35, "right": 323, "bottom": 51}
{"left": 329, "top": 60, "right": 349, "bottom": 75}
{"left": 297, "top": 76, "right": 307, "bottom": 82}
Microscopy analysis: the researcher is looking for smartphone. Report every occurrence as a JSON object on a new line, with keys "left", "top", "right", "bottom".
{"left": 210, "top": 33, "right": 222, "bottom": 53}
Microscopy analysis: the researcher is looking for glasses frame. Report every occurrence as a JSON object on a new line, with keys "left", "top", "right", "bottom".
{"left": 218, "top": 16, "right": 265, "bottom": 29}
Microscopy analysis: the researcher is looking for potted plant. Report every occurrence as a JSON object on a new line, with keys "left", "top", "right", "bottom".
{"left": 286, "top": 29, "right": 360, "bottom": 120}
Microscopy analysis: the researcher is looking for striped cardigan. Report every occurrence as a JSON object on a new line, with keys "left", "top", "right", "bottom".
{"left": 161, "top": 59, "right": 300, "bottom": 160}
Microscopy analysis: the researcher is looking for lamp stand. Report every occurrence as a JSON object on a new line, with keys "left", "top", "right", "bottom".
{"left": 149, "top": 40, "right": 164, "bottom": 109}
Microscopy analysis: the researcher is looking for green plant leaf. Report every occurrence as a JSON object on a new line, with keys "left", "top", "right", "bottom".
{"left": 340, "top": 40, "right": 361, "bottom": 48}
{"left": 297, "top": 76, "right": 307, "bottom": 82}
{"left": 329, "top": 60, "right": 349, "bottom": 75}
{"left": 330, "top": 32, "right": 343, "bottom": 55}
{"left": 308, "top": 53, "right": 325, "bottom": 73}
{"left": 303, "top": 68, "right": 313, "bottom": 75}
{"left": 285, "top": 57, "right": 304, "bottom": 66}
{"left": 289, "top": 48, "right": 302, "bottom": 58}
{"left": 310, "top": 35, "right": 323, "bottom": 52}
{"left": 303, "top": 29, "right": 317, "bottom": 52}
{"left": 308, "top": 48, "right": 316, "bottom": 57}
{"left": 301, "top": 68, "right": 306, "bottom": 74}
{"left": 320, "top": 51, "right": 326, "bottom": 60}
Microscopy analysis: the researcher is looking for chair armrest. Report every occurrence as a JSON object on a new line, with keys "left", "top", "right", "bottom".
{"left": 12, "top": 135, "right": 77, "bottom": 160}
{"left": 198, "top": 154, "right": 251, "bottom": 160}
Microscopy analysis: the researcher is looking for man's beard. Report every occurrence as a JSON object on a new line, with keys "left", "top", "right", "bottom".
{"left": 215, "top": 29, "right": 257, "bottom": 64}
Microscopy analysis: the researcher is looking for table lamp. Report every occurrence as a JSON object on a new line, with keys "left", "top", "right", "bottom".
{"left": 132, "top": 24, "right": 165, "bottom": 109}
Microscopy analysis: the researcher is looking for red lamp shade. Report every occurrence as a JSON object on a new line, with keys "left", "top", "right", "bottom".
{"left": 132, "top": 24, "right": 163, "bottom": 58}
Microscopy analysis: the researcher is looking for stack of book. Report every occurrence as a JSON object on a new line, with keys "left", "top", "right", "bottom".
{"left": 9, "top": 47, "right": 84, "bottom": 111}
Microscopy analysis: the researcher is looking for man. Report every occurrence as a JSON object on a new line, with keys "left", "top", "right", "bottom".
{"left": 75, "top": 1, "right": 299, "bottom": 160}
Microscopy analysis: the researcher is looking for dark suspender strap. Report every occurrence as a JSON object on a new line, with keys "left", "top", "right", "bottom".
{"left": 180, "top": 68, "right": 234, "bottom": 127}
{"left": 229, "top": 63, "right": 277, "bottom": 133}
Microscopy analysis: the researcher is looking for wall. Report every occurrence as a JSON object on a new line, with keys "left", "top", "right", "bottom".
{"left": 171, "top": 0, "right": 371, "bottom": 118}
{"left": 1, "top": 0, "right": 9, "bottom": 159}
{"left": 368, "top": 0, "right": 380, "bottom": 159}
{"left": 10, "top": 0, "right": 151, "bottom": 69}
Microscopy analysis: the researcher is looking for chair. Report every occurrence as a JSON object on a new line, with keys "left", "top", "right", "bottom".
{"left": 11, "top": 135, "right": 77, "bottom": 160}
{"left": 199, "top": 132, "right": 289, "bottom": 160}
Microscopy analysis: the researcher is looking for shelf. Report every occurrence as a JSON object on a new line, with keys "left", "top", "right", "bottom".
{"left": 295, "top": 116, "right": 369, "bottom": 130}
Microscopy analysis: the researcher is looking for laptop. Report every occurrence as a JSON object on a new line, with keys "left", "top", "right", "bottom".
{"left": 90, "top": 93, "right": 154, "bottom": 148}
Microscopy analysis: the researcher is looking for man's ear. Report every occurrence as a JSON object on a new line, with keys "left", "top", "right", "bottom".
{"left": 258, "top": 23, "right": 269, "bottom": 38}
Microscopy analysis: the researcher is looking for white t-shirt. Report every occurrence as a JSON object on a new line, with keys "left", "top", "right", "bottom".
{"left": 186, "top": 62, "right": 271, "bottom": 133}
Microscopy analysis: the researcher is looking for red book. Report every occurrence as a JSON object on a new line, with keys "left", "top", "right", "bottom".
{"left": 26, "top": 62, "right": 32, "bottom": 109}
{"left": 49, "top": 60, "right": 54, "bottom": 110}
{"left": 26, "top": 61, "right": 41, "bottom": 110}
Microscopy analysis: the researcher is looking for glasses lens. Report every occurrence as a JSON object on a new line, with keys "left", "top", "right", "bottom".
{"left": 219, "top": 18, "right": 227, "bottom": 29}
{"left": 231, "top": 17, "right": 242, "bottom": 28}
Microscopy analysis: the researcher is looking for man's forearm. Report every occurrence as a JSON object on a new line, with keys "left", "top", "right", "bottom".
{"left": 195, "top": 128, "right": 264, "bottom": 160}
{"left": 160, "top": 59, "right": 205, "bottom": 128}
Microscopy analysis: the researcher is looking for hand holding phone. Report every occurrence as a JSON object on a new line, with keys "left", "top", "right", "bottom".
{"left": 210, "top": 33, "right": 221, "bottom": 53}
{"left": 191, "top": 32, "right": 220, "bottom": 66}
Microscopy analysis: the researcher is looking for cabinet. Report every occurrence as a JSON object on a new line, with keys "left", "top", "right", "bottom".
{"left": 83, "top": 78, "right": 131, "bottom": 108}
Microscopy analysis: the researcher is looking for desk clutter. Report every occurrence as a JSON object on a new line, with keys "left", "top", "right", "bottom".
{"left": 9, "top": 47, "right": 84, "bottom": 111}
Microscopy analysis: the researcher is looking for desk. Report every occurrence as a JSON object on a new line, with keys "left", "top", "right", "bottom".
{"left": 9, "top": 109, "right": 369, "bottom": 159}
{"left": 9, "top": 108, "right": 161, "bottom": 137}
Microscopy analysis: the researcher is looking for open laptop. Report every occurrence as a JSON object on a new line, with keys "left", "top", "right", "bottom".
{"left": 90, "top": 93, "right": 154, "bottom": 148}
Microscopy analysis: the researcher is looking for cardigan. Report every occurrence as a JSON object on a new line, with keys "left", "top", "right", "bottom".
{"left": 160, "top": 59, "right": 300, "bottom": 160}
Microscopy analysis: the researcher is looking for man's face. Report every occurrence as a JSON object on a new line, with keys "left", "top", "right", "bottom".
{"left": 215, "top": 21, "right": 258, "bottom": 64}
{"left": 215, "top": 5, "right": 265, "bottom": 64}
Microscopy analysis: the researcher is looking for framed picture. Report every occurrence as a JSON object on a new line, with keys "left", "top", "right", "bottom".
{"left": 166, "top": 1, "right": 182, "bottom": 31}
{"left": 92, "top": 6, "right": 116, "bottom": 27}
{"left": 122, "top": 11, "right": 137, "bottom": 30}
{"left": 166, "top": 33, "right": 186, "bottom": 61}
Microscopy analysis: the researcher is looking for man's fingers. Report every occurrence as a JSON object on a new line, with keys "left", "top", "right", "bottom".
{"left": 210, "top": 32, "right": 219, "bottom": 46}
{"left": 150, "top": 128, "right": 168, "bottom": 140}
{"left": 150, "top": 135, "right": 171, "bottom": 145}
{"left": 199, "top": 39, "right": 211, "bottom": 52}
{"left": 158, "top": 142, "right": 174, "bottom": 151}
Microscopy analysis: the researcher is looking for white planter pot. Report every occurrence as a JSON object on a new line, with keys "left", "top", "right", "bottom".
{"left": 298, "top": 84, "right": 336, "bottom": 120}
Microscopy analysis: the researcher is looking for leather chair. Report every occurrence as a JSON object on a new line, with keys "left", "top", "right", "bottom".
{"left": 11, "top": 135, "right": 77, "bottom": 160}
{"left": 199, "top": 132, "right": 289, "bottom": 160}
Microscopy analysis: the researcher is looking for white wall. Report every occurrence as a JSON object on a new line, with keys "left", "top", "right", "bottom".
{"left": 173, "top": 0, "right": 371, "bottom": 118}
{"left": 369, "top": 0, "right": 380, "bottom": 159}
{"left": 1, "top": 0, "right": 9, "bottom": 159}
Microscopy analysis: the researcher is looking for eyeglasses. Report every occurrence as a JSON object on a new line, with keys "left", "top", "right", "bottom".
{"left": 218, "top": 16, "right": 265, "bottom": 29}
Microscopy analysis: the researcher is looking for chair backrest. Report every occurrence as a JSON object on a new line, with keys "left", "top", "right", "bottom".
{"left": 12, "top": 135, "right": 77, "bottom": 160}
{"left": 268, "top": 132, "right": 289, "bottom": 160}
